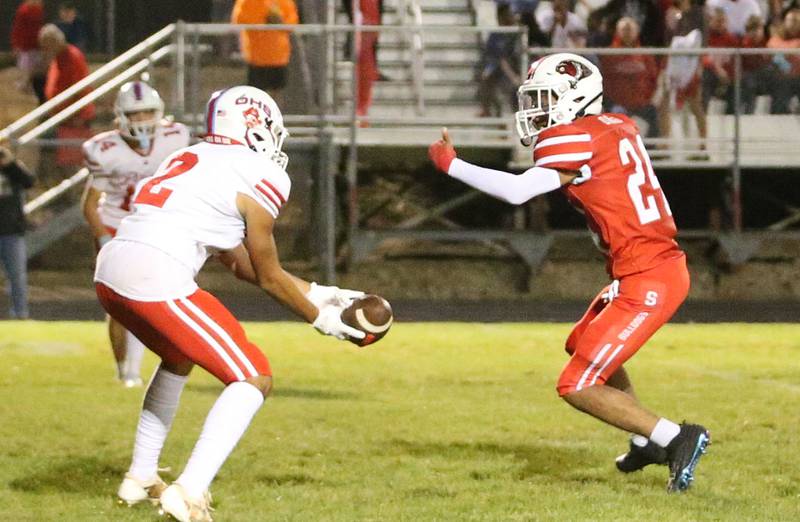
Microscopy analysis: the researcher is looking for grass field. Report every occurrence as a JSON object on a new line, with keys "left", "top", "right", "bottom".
{"left": 1, "top": 321, "right": 799, "bottom": 521}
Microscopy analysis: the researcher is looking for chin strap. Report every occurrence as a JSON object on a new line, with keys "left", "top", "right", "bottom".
{"left": 575, "top": 92, "right": 603, "bottom": 118}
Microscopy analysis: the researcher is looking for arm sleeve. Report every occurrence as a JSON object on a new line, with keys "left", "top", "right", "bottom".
{"left": 82, "top": 142, "right": 111, "bottom": 190}
{"left": 240, "top": 160, "right": 291, "bottom": 219}
{"left": 447, "top": 158, "right": 562, "bottom": 206}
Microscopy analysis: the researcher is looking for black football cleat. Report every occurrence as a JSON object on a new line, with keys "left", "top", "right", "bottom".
{"left": 665, "top": 423, "right": 711, "bottom": 493}
{"left": 615, "top": 439, "right": 668, "bottom": 473}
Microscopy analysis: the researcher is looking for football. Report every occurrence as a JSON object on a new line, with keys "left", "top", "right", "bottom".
{"left": 340, "top": 294, "right": 393, "bottom": 346}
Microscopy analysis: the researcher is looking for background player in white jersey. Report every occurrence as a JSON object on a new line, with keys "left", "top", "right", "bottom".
{"left": 95, "top": 85, "right": 365, "bottom": 521}
{"left": 81, "top": 81, "right": 190, "bottom": 387}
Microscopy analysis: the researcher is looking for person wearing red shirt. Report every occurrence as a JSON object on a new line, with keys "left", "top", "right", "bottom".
{"left": 39, "top": 24, "right": 96, "bottom": 171}
{"left": 429, "top": 53, "right": 710, "bottom": 493}
{"left": 10, "top": 0, "right": 46, "bottom": 102}
{"left": 702, "top": 8, "right": 740, "bottom": 113}
{"left": 600, "top": 17, "right": 661, "bottom": 136}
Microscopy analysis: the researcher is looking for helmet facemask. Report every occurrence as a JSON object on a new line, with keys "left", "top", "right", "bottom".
{"left": 244, "top": 119, "right": 289, "bottom": 169}
{"left": 515, "top": 86, "right": 561, "bottom": 145}
{"left": 118, "top": 109, "right": 162, "bottom": 150}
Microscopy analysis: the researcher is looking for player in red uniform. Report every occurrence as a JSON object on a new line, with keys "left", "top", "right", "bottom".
{"left": 429, "top": 53, "right": 710, "bottom": 492}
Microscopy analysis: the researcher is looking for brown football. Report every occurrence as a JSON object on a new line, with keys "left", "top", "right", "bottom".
{"left": 340, "top": 294, "right": 393, "bottom": 346}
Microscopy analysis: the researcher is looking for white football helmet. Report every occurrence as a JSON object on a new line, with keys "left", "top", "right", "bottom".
{"left": 515, "top": 53, "right": 603, "bottom": 145}
{"left": 204, "top": 86, "right": 289, "bottom": 169}
{"left": 114, "top": 81, "right": 164, "bottom": 149}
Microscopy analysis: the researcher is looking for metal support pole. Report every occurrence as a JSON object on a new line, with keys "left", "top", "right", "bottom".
{"left": 318, "top": 130, "right": 338, "bottom": 284}
{"left": 106, "top": 0, "right": 116, "bottom": 55}
{"left": 190, "top": 27, "right": 202, "bottom": 128}
{"left": 347, "top": 11, "right": 360, "bottom": 266}
{"left": 175, "top": 20, "right": 187, "bottom": 122}
{"left": 732, "top": 51, "right": 742, "bottom": 232}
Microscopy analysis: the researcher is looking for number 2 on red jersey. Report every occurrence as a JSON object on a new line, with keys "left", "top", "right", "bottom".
{"left": 134, "top": 151, "right": 198, "bottom": 208}
{"left": 620, "top": 135, "right": 672, "bottom": 225}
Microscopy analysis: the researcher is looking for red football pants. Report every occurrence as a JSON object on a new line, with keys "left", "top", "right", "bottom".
{"left": 557, "top": 254, "right": 690, "bottom": 396}
{"left": 96, "top": 283, "right": 271, "bottom": 384}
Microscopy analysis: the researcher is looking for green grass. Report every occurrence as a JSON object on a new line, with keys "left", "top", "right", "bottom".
{"left": 1, "top": 321, "right": 800, "bottom": 521}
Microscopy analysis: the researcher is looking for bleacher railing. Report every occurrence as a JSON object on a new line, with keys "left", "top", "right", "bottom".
{"left": 6, "top": 20, "right": 800, "bottom": 280}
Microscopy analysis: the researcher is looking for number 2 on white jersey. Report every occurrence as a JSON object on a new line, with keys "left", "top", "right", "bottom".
{"left": 619, "top": 135, "right": 672, "bottom": 225}
{"left": 134, "top": 151, "right": 198, "bottom": 208}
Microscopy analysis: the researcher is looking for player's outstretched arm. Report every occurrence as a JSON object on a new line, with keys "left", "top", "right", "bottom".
{"left": 428, "top": 127, "right": 582, "bottom": 205}
{"left": 234, "top": 193, "right": 364, "bottom": 341}
{"left": 80, "top": 179, "right": 112, "bottom": 247}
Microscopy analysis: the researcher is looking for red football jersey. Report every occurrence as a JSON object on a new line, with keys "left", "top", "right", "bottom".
{"left": 533, "top": 114, "right": 683, "bottom": 278}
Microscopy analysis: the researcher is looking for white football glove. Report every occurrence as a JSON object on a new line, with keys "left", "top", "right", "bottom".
{"left": 601, "top": 279, "right": 620, "bottom": 304}
{"left": 571, "top": 164, "right": 592, "bottom": 185}
{"left": 312, "top": 305, "right": 366, "bottom": 341}
{"left": 306, "top": 282, "right": 365, "bottom": 309}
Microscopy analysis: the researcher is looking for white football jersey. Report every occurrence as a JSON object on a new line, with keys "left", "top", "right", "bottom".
{"left": 110, "top": 139, "right": 291, "bottom": 280}
{"left": 82, "top": 121, "right": 191, "bottom": 230}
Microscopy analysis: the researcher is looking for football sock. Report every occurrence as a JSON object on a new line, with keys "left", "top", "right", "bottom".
{"left": 177, "top": 381, "right": 264, "bottom": 498}
{"left": 123, "top": 331, "right": 146, "bottom": 380}
{"left": 128, "top": 366, "right": 187, "bottom": 481}
{"left": 116, "top": 359, "right": 125, "bottom": 380}
{"left": 649, "top": 418, "right": 681, "bottom": 448}
{"left": 631, "top": 434, "right": 650, "bottom": 447}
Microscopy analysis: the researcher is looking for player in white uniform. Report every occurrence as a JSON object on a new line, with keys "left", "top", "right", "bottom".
{"left": 81, "top": 81, "right": 190, "bottom": 387}
{"left": 95, "top": 85, "right": 365, "bottom": 522}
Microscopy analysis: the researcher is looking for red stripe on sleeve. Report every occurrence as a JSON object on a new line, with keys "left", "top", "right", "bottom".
{"left": 255, "top": 184, "right": 281, "bottom": 209}
{"left": 260, "top": 179, "right": 286, "bottom": 204}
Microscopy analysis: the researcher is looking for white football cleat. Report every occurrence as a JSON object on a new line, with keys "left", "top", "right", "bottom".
{"left": 117, "top": 473, "right": 168, "bottom": 506}
{"left": 159, "top": 483, "right": 213, "bottom": 522}
{"left": 122, "top": 377, "right": 143, "bottom": 388}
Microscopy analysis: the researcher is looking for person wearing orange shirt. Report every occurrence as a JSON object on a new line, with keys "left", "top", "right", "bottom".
{"left": 232, "top": 0, "right": 299, "bottom": 107}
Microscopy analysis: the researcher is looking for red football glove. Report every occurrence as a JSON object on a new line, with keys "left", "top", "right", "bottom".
{"left": 428, "top": 128, "right": 457, "bottom": 173}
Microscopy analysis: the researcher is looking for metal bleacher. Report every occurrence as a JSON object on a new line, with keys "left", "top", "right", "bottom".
{"left": 3, "top": 4, "right": 800, "bottom": 283}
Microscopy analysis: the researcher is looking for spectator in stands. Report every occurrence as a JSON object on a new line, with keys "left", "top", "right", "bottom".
{"left": 232, "top": 0, "right": 299, "bottom": 108}
{"left": 344, "top": 0, "right": 390, "bottom": 79}
{"left": 349, "top": 0, "right": 381, "bottom": 123}
{"left": 664, "top": 0, "right": 705, "bottom": 41}
{"left": 39, "top": 24, "right": 96, "bottom": 175}
{"left": 11, "top": 0, "right": 46, "bottom": 103}
{"left": 702, "top": 8, "right": 739, "bottom": 113}
{"left": 477, "top": 3, "right": 522, "bottom": 117}
{"left": 56, "top": 2, "right": 91, "bottom": 53}
{"left": 510, "top": 0, "right": 551, "bottom": 46}
{"left": 658, "top": 0, "right": 707, "bottom": 156}
{"left": 707, "top": 0, "right": 762, "bottom": 36}
{"left": 0, "top": 144, "right": 35, "bottom": 320}
{"left": 592, "top": 0, "right": 665, "bottom": 47}
{"left": 537, "top": 0, "right": 588, "bottom": 48}
{"left": 767, "top": 8, "right": 800, "bottom": 113}
{"left": 40, "top": 24, "right": 95, "bottom": 121}
{"left": 660, "top": 33, "right": 707, "bottom": 158}
{"left": 741, "top": 15, "right": 778, "bottom": 112}
{"left": 600, "top": 17, "right": 661, "bottom": 136}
